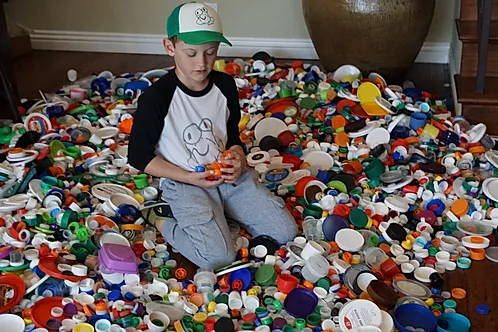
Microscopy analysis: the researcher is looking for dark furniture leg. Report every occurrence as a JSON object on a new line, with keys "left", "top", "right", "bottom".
{"left": 476, "top": 0, "right": 493, "bottom": 94}
{"left": 0, "top": 1, "right": 21, "bottom": 121}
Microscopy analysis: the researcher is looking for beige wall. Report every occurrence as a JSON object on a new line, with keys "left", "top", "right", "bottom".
{"left": 5, "top": 0, "right": 455, "bottom": 42}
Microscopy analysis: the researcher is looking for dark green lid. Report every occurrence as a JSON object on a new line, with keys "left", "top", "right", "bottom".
{"left": 301, "top": 97, "right": 317, "bottom": 110}
{"left": 307, "top": 313, "right": 321, "bottom": 326}
{"left": 316, "top": 278, "right": 331, "bottom": 290}
{"left": 215, "top": 293, "right": 228, "bottom": 304}
{"left": 255, "top": 265, "right": 276, "bottom": 285}
{"left": 350, "top": 208, "right": 368, "bottom": 228}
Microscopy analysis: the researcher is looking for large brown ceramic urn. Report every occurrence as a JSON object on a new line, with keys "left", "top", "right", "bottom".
{"left": 302, "top": 0, "right": 436, "bottom": 83}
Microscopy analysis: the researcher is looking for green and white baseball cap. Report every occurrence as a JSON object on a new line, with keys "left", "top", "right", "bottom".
{"left": 167, "top": 2, "right": 232, "bottom": 46}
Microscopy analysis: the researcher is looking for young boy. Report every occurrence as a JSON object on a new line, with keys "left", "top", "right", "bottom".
{"left": 129, "top": 2, "right": 297, "bottom": 269}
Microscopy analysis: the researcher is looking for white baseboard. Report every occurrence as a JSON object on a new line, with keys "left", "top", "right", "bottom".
{"left": 30, "top": 30, "right": 450, "bottom": 63}
{"left": 449, "top": 43, "right": 462, "bottom": 115}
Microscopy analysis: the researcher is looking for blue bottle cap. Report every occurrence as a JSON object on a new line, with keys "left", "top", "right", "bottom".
{"left": 108, "top": 290, "right": 123, "bottom": 301}
{"left": 476, "top": 303, "right": 490, "bottom": 315}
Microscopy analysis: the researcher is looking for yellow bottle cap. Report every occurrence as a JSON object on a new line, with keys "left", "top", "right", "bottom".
{"left": 193, "top": 312, "right": 208, "bottom": 323}
{"left": 74, "top": 323, "right": 94, "bottom": 332}
{"left": 208, "top": 301, "right": 217, "bottom": 313}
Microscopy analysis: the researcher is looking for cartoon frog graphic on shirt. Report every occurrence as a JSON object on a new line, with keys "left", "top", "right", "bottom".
{"left": 183, "top": 118, "right": 224, "bottom": 169}
{"left": 195, "top": 7, "right": 215, "bottom": 26}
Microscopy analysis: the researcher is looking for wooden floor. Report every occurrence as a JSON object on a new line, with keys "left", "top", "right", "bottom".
{"left": 12, "top": 51, "right": 497, "bottom": 330}
{"left": 14, "top": 51, "right": 453, "bottom": 100}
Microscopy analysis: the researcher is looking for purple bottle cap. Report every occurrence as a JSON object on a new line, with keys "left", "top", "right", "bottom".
{"left": 272, "top": 317, "right": 287, "bottom": 330}
{"left": 63, "top": 303, "right": 78, "bottom": 316}
{"left": 416, "top": 209, "right": 437, "bottom": 225}
{"left": 46, "top": 318, "right": 62, "bottom": 331}
{"left": 283, "top": 288, "right": 318, "bottom": 318}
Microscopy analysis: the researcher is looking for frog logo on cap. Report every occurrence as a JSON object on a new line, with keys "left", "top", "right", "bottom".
{"left": 195, "top": 7, "right": 215, "bottom": 26}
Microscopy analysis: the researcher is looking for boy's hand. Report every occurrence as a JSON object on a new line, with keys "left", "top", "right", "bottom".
{"left": 187, "top": 170, "right": 224, "bottom": 188}
{"left": 221, "top": 150, "right": 246, "bottom": 184}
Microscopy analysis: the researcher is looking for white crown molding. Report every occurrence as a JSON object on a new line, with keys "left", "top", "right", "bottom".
{"left": 30, "top": 29, "right": 450, "bottom": 64}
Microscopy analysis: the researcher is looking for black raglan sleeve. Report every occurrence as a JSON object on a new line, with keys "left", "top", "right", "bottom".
{"left": 128, "top": 75, "right": 174, "bottom": 171}
{"left": 215, "top": 72, "right": 243, "bottom": 150}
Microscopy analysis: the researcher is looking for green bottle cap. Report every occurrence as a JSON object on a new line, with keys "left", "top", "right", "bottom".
{"left": 301, "top": 97, "right": 317, "bottom": 110}
{"left": 349, "top": 208, "right": 368, "bottom": 228}
{"left": 306, "top": 313, "right": 321, "bottom": 326}
{"left": 215, "top": 294, "right": 228, "bottom": 304}
{"left": 316, "top": 278, "right": 331, "bottom": 291}
{"left": 303, "top": 204, "right": 323, "bottom": 218}
{"left": 264, "top": 296, "right": 274, "bottom": 306}
{"left": 273, "top": 299, "right": 283, "bottom": 312}
{"left": 242, "top": 322, "right": 254, "bottom": 330}
{"left": 193, "top": 322, "right": 204, "bottom": 332}
{"left": 295, "top": 318, "right": 306, "bottom": 330}
{"left": 369, "top": 234, "right": 381, "bottom": 247}
{"left": 431, "top": 303, "right": 442, "bottom": 311}
{"left": 282, "top": 325, "right": 294, "bottom": 332}
{"left": 261, "top": 316, "right": 273, "bottom": 326}
{"left": 255, "top": 265, "right": 276, "bottom": 286}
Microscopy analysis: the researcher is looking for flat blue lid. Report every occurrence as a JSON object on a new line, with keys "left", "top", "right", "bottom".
{"left": 476, "top": 303, "right": 490, "bottom": 315}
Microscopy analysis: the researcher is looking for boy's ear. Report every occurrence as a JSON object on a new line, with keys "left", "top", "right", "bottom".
{"left": 163, "top": 38, "right": 175, "bottom": 56}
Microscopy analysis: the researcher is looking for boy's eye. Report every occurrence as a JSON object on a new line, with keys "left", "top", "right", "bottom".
{"left": 186, "top": 53, "right": 196, "bottom": 57}
{"left": 206, "top": 52, "right": 215, "bottom": 56}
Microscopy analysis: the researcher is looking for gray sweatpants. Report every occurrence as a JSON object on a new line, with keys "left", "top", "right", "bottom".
{"left": 160, "top": 170, "right": 298, "bottom": 269}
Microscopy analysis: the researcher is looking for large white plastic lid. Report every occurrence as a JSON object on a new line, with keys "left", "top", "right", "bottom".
{"left": 414, "top": 266, "right": 437, "bottom": 283}
{"left": 0, "top": 314, "right": 25, "bottom": 332}
{"left": 339, "top": 299, "right": 382, "bottom": 331}
{"left": 254, "top": 117, "right": 287, "bottom": 141}
{"left": 335, "top": 228, "right": 365, "bottom": 252}
{"left": 384, "top": 196, "right": 409, "bottom": 213}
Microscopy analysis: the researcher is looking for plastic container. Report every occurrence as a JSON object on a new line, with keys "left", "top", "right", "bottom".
{"left": 436, "top": 313, "right": 471, "bottom": 332}
{"left": 302, "top": 217, "right": 320, "bottom": 241}
{"left": 394, "top": 304, "right": 437, "bottom": 332}
{"left": 364, "top": 247, "right": 388, "bottom": 269}
{"left": 193, "top": 269, "right": 217, "bottom": 293}
{"left": 302, "top": 255, "right": 329, "bottom": 283}
{"left": 98, "top": 243, "right": 138, "bottom": 274}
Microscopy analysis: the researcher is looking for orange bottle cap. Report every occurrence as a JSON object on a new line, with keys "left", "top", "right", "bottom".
{"left": 469, "top": 248, "right": 486, "bottom": 261}
{"left": 451, "top": 198, "right": 469, "bottom": 217}
{"left": 332, "top": 116, "right": 347, "bottom": 130}
{"left": 335, "top": 131, "right": 350, "bottom": 147}
{"left": 451, "top": 288, "right": 467, "bottom": 300}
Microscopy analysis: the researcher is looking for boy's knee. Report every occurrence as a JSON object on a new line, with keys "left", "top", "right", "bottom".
{"left": 198, "top": 247, "right": 236, "bottom": 270}
{"left": 268, "top": 215, "right": 298, "bottom": 245}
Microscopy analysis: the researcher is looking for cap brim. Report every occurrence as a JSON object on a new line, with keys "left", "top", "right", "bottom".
{"left": 177, "top": 31, "right": 232, "bottom": 46}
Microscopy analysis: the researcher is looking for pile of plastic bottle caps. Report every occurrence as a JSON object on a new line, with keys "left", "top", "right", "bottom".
{"left": 0, "top": 51, "right": 496, "bottom": 332}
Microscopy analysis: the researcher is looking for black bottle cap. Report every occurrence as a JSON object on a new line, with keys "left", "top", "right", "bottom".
{"left": 386, "top": 223, "right": 407, "bottom": 241}
{"left": 420, "top": 162, "right": 446, "bottom": 175}
{"left": 215, "top": 317, "right": 234, "bottom": 332}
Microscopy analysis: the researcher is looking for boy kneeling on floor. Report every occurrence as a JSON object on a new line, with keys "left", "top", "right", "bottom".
{"left": 129, "top": 2, "right": 297, "bottom": 269}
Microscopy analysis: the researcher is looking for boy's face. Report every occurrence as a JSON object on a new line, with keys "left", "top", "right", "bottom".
{"left": 164, "top": 38, "right": 220, "bottom": 84}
